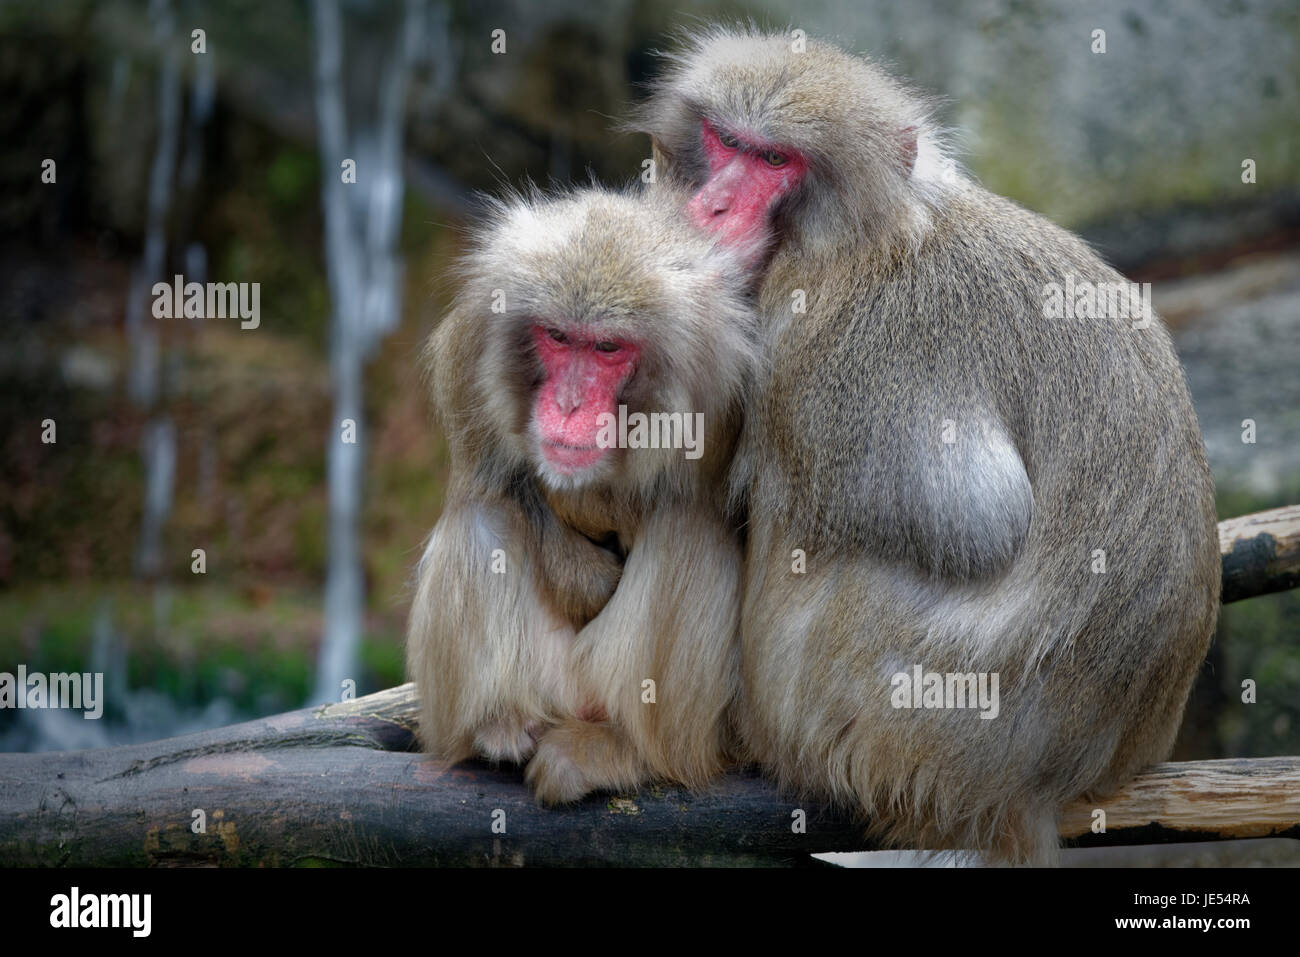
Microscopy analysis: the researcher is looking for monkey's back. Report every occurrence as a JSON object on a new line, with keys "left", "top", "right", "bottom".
{"left": 737, "top": 183, "right": 1219, "bottom": 863}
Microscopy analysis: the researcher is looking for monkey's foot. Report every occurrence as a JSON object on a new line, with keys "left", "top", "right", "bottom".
{"left": 524, "top": 719, "right": 646, "bottom": 805}
{"left": 472, "top": 713, "right": 544, "bottom": 764}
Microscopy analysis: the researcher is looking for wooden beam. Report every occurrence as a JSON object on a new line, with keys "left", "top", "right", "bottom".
{"left": 1060, "top": 756, "right": 1300, "bottom": 847}
{"left": 1218, "top": 504, "right": 1300, "bottom": 603}
{"left": 0, "top": 506, "right": 1297, "bottom": 866}
{"left": 0, "top": 686, "right": 842, "bottom": 866}
{"left": 0, "top": 684, "right": 1296, "bottom": 866}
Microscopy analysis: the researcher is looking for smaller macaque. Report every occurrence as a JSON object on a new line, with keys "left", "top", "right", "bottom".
{"left": 406, "top": 186, "right": 759, "bottom": 803}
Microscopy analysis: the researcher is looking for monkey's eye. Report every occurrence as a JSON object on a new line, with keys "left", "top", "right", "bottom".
{"left": 546, "top": 327, "right": 569, "bottom": 344}
{"left": 761, "top": 149, "right": 788, "bottom": 168}
{"left": 716, "top": 130, "right": 740, "bottom": 149}
{"left": 593, "top": 340, "right": 621, "bottom": 353}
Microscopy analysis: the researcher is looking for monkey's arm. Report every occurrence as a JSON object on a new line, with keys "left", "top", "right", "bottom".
{"left": 526, "top": 503, "right": 740, "bottom": 802}
{"left": 405, "top": 486, "right": 580, "bottom": 766}
{"left": 533, "top": 514, "right": 624, "bottom": 629}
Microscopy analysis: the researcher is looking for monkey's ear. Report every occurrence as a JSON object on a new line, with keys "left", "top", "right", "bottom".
{"left": 898, "top": 126, "right": 918, "bottom": 176}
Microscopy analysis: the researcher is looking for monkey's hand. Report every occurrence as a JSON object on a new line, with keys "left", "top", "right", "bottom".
{"left": 534, "top": 516, "right": 624, "bottom": 629}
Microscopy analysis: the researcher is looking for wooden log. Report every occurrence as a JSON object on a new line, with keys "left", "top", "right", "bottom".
{"left": 1218, "top": 504, "right": 1300, "bottom": 604}
{"left": 0, "top": 686, "right": 848, "bottom": 866}
{"left": 1060, "top": 756, "right": 1300, "bottom": 847}
{"left": 0, "top": 505, "right": 1297, "bottom": 866}
{"left": 0, "top": 683, "right": 1296, "bottom": 866}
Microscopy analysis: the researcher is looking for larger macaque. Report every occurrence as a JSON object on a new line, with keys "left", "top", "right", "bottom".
{"left": 406, "top": 187, "right": 760, "bottom": 803}
{"left": 634, "top": 27, "right": 1220, "bottom": 863}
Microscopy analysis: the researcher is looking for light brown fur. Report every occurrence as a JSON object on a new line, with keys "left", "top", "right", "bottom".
{"left": 635, "top": 26, "right": 1220, "bottom": 864}
{"left": 406, "top": 186, "right": 761, "bottom": 802}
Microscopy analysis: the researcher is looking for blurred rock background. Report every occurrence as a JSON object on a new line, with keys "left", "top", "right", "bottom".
{"left": 0, "top": 0, "right": 1296, "bottom": 860}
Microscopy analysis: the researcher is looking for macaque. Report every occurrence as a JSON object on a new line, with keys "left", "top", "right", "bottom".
{"left": 633, "top": 27, "right": 1220, "bottom": 863}
{"left": 405, "top": 186, "right": 760, "bottom": 803}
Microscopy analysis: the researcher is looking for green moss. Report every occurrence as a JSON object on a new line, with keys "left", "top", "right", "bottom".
{"left": 1215, "top": 475, "right": 1300, "bottom": 522}
{"left": 266, "top": 149, "right": 318, "bottom": 209}
{"left": 1216, "top": 590, "right": 1300, "bottom": 755}
{"left": 361, "top": 629, "right": 405, "bottom": 689}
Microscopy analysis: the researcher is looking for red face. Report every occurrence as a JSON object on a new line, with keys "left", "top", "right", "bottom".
{"left": 531, "top": 324, "right": 640, "bottom": 477}
{"left": 686, "top": 120, "right": 808, "bottom": 262}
